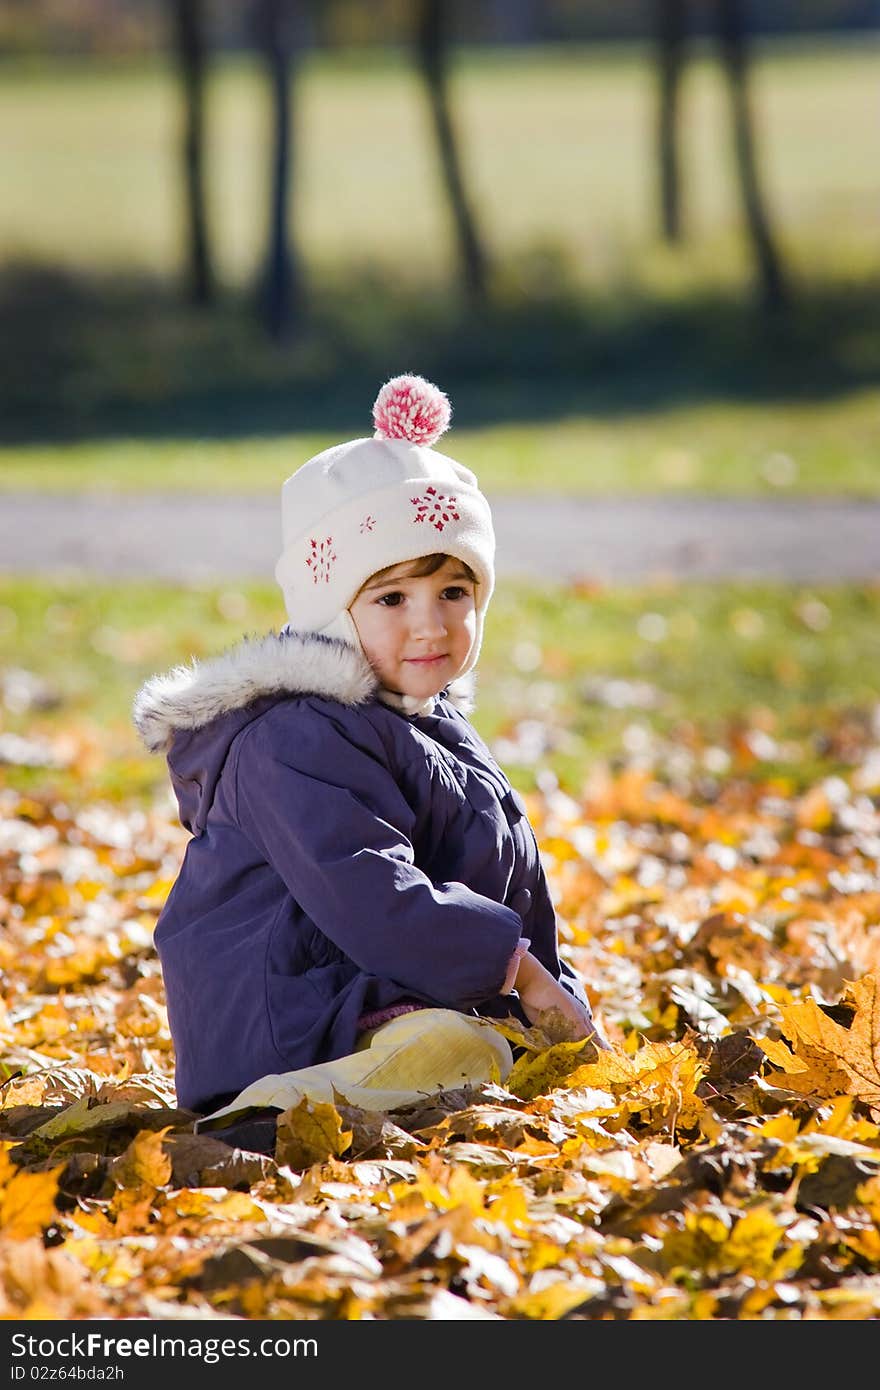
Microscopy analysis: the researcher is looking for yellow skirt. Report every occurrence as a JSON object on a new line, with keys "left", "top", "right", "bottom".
{"left": 197, "top": 1008, "right": 513, "bottom": 1129}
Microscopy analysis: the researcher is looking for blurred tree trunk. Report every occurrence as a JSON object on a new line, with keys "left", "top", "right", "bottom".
{"left": 415, "top": 0, "right": 489, "bottom": 306}
{"left": 716, "top": 0, "right": 789, "bottom": 311}
{"left": 655, "top": 0, "right": 687, "bottom": 243}
{"left": 171, "top": 0, "right": 213, "bottom": 304}
{"left": 254, "top": 0, "right": 303, "bottom": 341}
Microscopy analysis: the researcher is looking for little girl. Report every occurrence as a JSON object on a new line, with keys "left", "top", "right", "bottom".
{"left": 133, "top": 374, "right": 607, "bottom": 1133}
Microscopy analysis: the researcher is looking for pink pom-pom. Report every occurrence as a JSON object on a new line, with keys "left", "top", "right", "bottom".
{"left": 372, "top": 374, "right": 451, "bottom": 447}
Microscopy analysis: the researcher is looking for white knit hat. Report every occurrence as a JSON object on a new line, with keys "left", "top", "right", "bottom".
{"left": 275, "top": 374, "right": 495, "bottom": 677}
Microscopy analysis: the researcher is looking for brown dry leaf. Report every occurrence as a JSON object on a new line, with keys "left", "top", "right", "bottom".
{"left": 163, "top": 1131, "right": 274, "bottom": 1189}
{"left": 0, "top": 1237, "right": 103, "bottom": 1318}
{"left": 487, "top": 1013, "right": 554, "bottom": 1053}
{"left": 415, "top": 1104, "right": 536, "bottom": 1149}
{"left": 341, "top": 1112, "right": 422, "bottom": 1160}
{"left": 4, "top": 1066, "right": 104, "bottom": 1109}
{"left": 386, "top": 1084, "right": 489, "bottom": 1135}
{"left": 0, "top": 1075, "right": 49, "bottom": 1110}
{"left": 96, "top": 1073, "right": 180, "bottom": 1108}
{"left": 275, "top": 1097, "right": 352, "bottom": 1170}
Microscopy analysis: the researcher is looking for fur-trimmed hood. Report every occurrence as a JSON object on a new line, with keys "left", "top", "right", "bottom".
{"left": 134, "top": 629, "right": 369, "bottom": 755}
{"left": 134, "top": 627, "right": 475, "bottom": 754}
{"left": 132, "top": 627, "right": 476, "bottom": 835}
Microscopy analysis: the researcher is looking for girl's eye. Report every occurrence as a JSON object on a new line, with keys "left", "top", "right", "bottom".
{"left": 377, "top": 592, "right": 404, "bottom": 607}
{"left": 442, "top": 586, "right": 468, "bottom": 600}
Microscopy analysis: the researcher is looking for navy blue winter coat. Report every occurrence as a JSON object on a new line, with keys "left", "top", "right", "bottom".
{"left": 133, "top": 629, "right": 589, "bottom": 1114}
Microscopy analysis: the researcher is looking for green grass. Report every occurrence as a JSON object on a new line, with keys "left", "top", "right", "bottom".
{"left": 2, "top": 575, "right": 878, "bottom": 803}
{"left": 1, "top": 385, "right": 877, "bottom": 496}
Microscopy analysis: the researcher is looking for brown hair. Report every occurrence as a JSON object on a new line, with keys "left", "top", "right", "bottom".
{"left": 361, "top": 553, "right": 478, "bottom": 589}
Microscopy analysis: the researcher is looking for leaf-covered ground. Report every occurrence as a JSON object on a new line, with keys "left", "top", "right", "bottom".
{"left": 3, "top": 703, "right": 880, "bottom": 1321}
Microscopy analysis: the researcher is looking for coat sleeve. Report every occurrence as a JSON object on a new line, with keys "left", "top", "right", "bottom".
{"left": 233, "top": 705, "right": 524, "bottom": 1008}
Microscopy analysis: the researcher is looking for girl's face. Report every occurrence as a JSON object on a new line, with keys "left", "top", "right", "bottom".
{"left": 349, "top": 556, "right": 477, "bottom": 699}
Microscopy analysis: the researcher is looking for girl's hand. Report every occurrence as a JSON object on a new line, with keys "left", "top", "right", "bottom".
{"left": 513, "top": 952, "right": 610, "bottom": 1048}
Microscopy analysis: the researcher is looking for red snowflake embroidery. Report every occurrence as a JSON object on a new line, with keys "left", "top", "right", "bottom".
{"left": 360, "top": 515, "right": 376, "bottom": 533}
{"left": 410, "top": 486, "right": 460, "bottom": 532}
{"left": 306, "top": 535, "right": 336, "bottom": 584}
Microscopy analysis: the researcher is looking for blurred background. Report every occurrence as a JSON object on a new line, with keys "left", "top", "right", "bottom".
{"left": 1, "top": 0, "right": 879, "bottom": 804}
{"left": 1, "top": 0, "right": 878, "bottom": 462}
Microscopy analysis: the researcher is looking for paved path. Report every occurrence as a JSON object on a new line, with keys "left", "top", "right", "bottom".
{"left": 3, "top": 492, "right": 879, "bottom": 583}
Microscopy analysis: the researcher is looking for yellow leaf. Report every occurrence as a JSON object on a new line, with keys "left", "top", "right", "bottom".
{"left": 509, "top": 1280, "right": 602, "bottom": 1319}
{"left": 487, "top": 1181, "right": 530, "bottom": 1231}
{"left": 570, "top": 1040, "right": 708, "bottom": 1135}
{"left": 138, "top": 877, "right": 175, "bottom": 906}
{"left": 67, "top": 1206, "right": 114, "bottom": 1237}
{"left": 724, "top": 1207, "right": 796, "bottom": 1280}
{"left": 631, "top": 1290, "right": 720, "bottom": 1320}
{"left": 109, "top": 1193, "right": 160, "bottom": 1236}
{"left": 43, "top": 941, "right": 108, "bottom": 987}
{"left": 541, "top": 836, "right": 579, "bottom": 863}
{"left": 760, "top": 1115, "right": 801, "bottom": 1141}
{"left": 842, "top": 1227, "right": 880, "bottom": 1262}
{"left": 275, "top": 1097, "right": 352, "bottom": 1169}
{"left": 0, "top": 1162, "right": 62, "bottom": 1240}
{"left": 507, "top": 1037, "right": 596, "bottom": 1101}
{"left": 662, "top": 1209, "right": 730, "bottom": 1273}
{"left": 755, "top": 1034, "right": 809, "bottom": 1073}
{"left": 818, "top": 1288, "right": 880, "bottom": 1318}
{"left": 488, "top": 1011, "right": 595, "bottom": 1055}
{"left": 394, "top": 1162, "right": 490, "bottom": 1220}
{"left": 805, "top": 1095, "right": 879, "bottom": 1144}
{"left": 523, "top": 1238, "right": 566, "bottom": 1274}
{"left": 166, "top": 1189, "right": 267, "bottom": 1223}
{"left": 68, "top": 1233, "right": 141, "bottom": 1285}
{"left": 110, "top": 1127, "right": 172, "bottom": 1191}
{"left": 512, "top": 1135, "right": 558, "bottom": 1157}
{"left": 566, "top": 1049, "right": 641, "bottom": 1091}
{"left": 770, "top": 973, "right": 880, "bottom": 1103}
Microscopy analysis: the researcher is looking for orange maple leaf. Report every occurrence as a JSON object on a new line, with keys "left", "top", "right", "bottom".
{"left": 0, "top": 1148, "right": 62, "bottom": 1240}
{"left": 109, "top": 1126, "right": 173, "bottom": 1192}
{"left": 275, "top": 1097, "right": 352, "bottom": 1170}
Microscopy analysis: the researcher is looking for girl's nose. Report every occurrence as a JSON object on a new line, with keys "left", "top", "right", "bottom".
{"left": 410, "top": 601, "right": 447, "bottom": 638}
